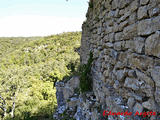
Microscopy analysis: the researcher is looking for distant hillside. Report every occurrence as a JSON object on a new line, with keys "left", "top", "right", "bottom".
{"left": 0, "top": 32, "right": 81, "bottom": 120}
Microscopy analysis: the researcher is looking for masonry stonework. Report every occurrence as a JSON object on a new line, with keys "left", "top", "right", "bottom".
{"left": 55, "top": 0, "right": 160, "bottom": 119}
{"left": 80, "top": 0, "right": 160, "bottom": 119}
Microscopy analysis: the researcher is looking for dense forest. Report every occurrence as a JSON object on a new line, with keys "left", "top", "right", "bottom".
{"left": 0, "top": 32, "right": 81, "bottom": 120}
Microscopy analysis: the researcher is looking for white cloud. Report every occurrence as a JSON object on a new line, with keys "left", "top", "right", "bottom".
{"left": 0, "top": 15, "right": 84, "bottom": 37}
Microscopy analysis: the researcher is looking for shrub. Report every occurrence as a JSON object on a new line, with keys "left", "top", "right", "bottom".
{"left": 79, "top": 52, "right": 93, "bottom": 93}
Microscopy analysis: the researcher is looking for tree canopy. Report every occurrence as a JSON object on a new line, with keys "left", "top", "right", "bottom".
{"left": 0, "top": 32, "right": 81, "bottom": 120}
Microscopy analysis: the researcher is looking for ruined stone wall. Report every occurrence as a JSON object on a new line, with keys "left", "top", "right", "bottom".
{"left": 80, "top": 0, "right": 160, "bottom": 119}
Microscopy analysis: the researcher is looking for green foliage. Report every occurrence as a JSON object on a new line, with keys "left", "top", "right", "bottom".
{"left": 79, "top": 52, "right": 93, "bottom": 93}
{"left": 0, "top": 32, "right": 81, "bottom": 119}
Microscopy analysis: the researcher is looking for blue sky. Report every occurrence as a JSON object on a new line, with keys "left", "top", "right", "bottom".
{"left": 0, "top": 0, "right": 89, "bottom": 36}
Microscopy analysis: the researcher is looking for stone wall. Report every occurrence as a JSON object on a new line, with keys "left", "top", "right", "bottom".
{"left": 80, "top": 0, "right": 160, "bottom": 119}
{"left": 55, "top": 0, "right": 160, "bottom": 120}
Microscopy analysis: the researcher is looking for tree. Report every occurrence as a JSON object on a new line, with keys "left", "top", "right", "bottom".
{"left": 0, "top": 95, "right": 6, "bottom": 118}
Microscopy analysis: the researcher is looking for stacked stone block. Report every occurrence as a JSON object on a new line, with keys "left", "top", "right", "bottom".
{"left": 80, "top": 0, "right": 160, "bottom": 119}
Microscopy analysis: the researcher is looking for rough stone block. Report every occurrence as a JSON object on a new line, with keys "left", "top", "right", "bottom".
{"left": 130, "top": 0, "right": 139, "bottom": 12}
{"left": 118, "top": 11, "right": 131, "bottom": 23}
{"left": 119, "top": 20, "right": 128, "bottom": 31}
{"left": 145, "top": 31, "right": 160, "bottom": 58}
{"left": 142, "top": 99, "right": 156, "bottom": 110}
{"left": 114, "top": 41, "right": 125, "bottom": 51}
{"left": 66, "top": 76, "right": 80, "bottom": 89}
{"left": 138, "top": 6, "right": 148, "bottom": 20}
{"left": 129, "top": 12, "right": 137, "bottom": 24}
{"left": 123, "top": 23, "right": 137, "bottom": 39}
{"left": 103, "top": 42, "right": 113, "bottom": 48}
{"left": 127, "top": 97, "right": 135, "bottom": 109}
{"left": 125, "top": 37, "right": 145, "bottom": 53}
{"left": 136, "top": 69, "right": 154, "bottom": 87}
{"left": 112, "top": 0, "right": 132, "bottom": 9}
{"left": 128, "top": 70, "right": 136, "bottom": 78}
{"left": 128, "top": 53, "right": 154, "bottom": 71}
{"left": 138, "top": 16, "right": 160, "bottom": 35}
{"left": 155, "top": 87, "right": 160, "bottom": 104}
{"left": 148, "top": 7, "right": 160, "bottom": 17}
{"left": 115, "top": 32, "right": 124, "bottom": 41}
{"left": 140, "top": 0, "right": 149, "bottom": 5}
{"left": 133, "top": 37, "right": 145, "bottom": 53}
{"left": 116, "top": 69, "right": 127, "bottom": 81}
{"left": 133, "top": 103, "right": 143, "bottom": 113}
{"left": 151, "top": 66, "right": 160, "bottom": 87}
{"left": 124, "top": 77, "right": 140, "bottom": 90}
